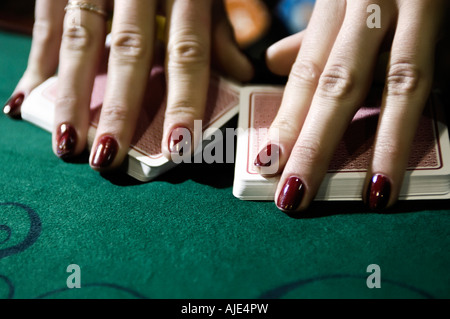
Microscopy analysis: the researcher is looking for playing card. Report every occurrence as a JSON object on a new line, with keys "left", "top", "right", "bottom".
{"left": 21, "top": 66, "right": 241, "bottom": 181}
{"left": 233, "top": 85, "right": 450, "bottom": 201}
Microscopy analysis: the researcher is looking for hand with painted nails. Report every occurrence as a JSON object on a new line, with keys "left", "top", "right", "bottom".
{"left": 257, "top": 0, "right": 447, "bottom": 212}
{"left": 4, "top": 0, "right": 253, "bottom": 168}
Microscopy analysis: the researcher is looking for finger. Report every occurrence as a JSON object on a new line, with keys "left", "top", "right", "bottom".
{"left": 162, "top": 0, "right": 212, "bottom": 161}
{"left": 364, "top": 1, "right": 444, "bottom": 210}
{"left": 253, "top": 0, "right": 346, "bottom": 175}
{"left": 3, "top": 0, "right": 65, "bottom": 119}
{"left": 265, "top": 31, "right": 305, "bottom": 76}
{"left": 275, "top": 0, "right": 392, "bottom": 212}
{"left": 53, "top": 0, "right": 107, "bottom": 159}
{"left": 211, "top": 1, "right": 254, "bottom": 82}
{"left": 90, "top": 0, "right": 157, "bottom": 170}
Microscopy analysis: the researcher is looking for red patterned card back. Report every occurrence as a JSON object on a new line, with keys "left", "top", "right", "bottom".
{"left": 44, "top": 65, "right": 240, "bottom": 159}
{"left": 248, "top": 90, "right": 440, "bottom": 174}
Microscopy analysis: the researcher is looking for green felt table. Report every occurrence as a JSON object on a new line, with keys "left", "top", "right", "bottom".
{"left": 1, "top": 29, "right": 449, "bottom": 300}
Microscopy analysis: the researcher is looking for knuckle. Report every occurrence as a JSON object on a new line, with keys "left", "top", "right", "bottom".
{"left": 295, "top": 138, "right": 327, "bottom": 167}
{"left": 165, "top": 101, "right": 202, "bottom": 119}
{"left": 288, "top": 60, "right": 321, "bottom": 89}
{"left": 270, "top": 115, "right": 301, "bottom": 141}
{"left": 55, "top": 96, "right": 78, "bottom": 111}
{"left": 373, "top": 140, "right": 404, "bottom": 163}
{"left": 386, "top": 62, "right": 422, "bottom": 96}
{"left": 100, "top": 105, "right": 130, "bottom": 124}
{"left": 32, "top": 20, "right": 58, "bottom": 45}
{"left": 111, "top": 30, "right": 148, "bottom": 61}
{"left": 62, "top": 24, "right": 91, "bottom": 51}
{"left": 316, "top": 64, "right": 356, "bottom": 100}
{"left": 168, "top": 37, "right": 208, "bottom": 67}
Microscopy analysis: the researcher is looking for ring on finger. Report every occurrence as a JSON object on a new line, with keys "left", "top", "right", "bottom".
{"left": 65, "top": 1, "right": 108, "bottom": 18}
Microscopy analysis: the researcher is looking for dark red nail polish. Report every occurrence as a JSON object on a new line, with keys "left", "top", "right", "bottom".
{"left": 91, "top": 135, "right": 118, "bottom": 168}
{"left": 3, "top": 92, "right": 25, "bottom": 119}
{"left": 254, "top": 144, "right": 280, "bottom": 167}
{"left": 366, "top": 174, "right": 391, "bottom": 211}
{"left": 168, "top": 126, "right": 192, "bottom": 157}
{"left": 276, "top": 176, "right": 305, "bottom": 211}
{"left": 56, "top": 123, "right": 77, "bottom": 159}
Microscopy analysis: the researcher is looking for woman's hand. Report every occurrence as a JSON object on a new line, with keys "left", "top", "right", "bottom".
{"left": 5, "top": 0, "right": 253, "bottom": 170}
{"left": 260, "top": 0, "right": 447, "bottom": 212}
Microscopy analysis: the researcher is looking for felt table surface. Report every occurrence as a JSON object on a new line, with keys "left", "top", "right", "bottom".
{"left": 0, "top": 30, "right": 449, "bottom": 300}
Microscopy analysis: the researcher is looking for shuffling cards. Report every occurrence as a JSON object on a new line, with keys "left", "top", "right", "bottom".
{"left": 233, "top": 85, "right": 450, "bottom": 201}
{"left": 21, "top": 66, "right": 242, "bottom": 182}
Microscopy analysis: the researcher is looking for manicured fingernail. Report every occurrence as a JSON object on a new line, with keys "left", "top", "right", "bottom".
{"left": 168, "top": 126, "right": 192, "bottom": 157}
{"left": 254, "top": 144, "right": 280, "bottom": 167}
{"left": 366, "top": 174, "right": 391, "bottom": 211}
{"left": 276, "top": 176, "right": 305, "bottom": 211}
{"left": 56, "top": 123, "right": 77, "bottom": 159}
{"left": 3, "top": 92, "right": 25, "bottom": 119}
{"left": 91, "top": 135, "right": 118, "bottom": 168}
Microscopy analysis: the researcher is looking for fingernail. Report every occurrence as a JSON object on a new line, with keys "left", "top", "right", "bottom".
{"left": 56, "top": 123, "right": 77, "bottom": 159}
{"left": 366, "top": 174, "right": 391, "bottom": 211}
{"left": 3, "top": 92, "right": 25, "bottom": 119}
{"left": 168, "top": 126, "right": 192, "bottom": 157}
{"left": 91, "top": 135, "right": 118, "bottom": 168}
{"left": 276, "top": 176, "right": 305, "bottom": 211}
{"left": 254, "top": 144, "right": 280, "bottom": 167}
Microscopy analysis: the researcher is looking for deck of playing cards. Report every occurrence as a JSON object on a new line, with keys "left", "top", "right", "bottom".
{"left": 232, "top": 85, "right": 450, "bottom": 201}
{"left": 21, "top": 66, "right": 242, "bottom": 182}
{"left": 21, "top": 64, "right": 450, "bottom": 201}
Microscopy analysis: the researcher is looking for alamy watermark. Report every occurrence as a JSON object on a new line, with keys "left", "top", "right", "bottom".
{"left": 66, "top": 263, "right": 381, "bottom": 291}
{"left": 67, "top": 264, "right": 81, "bottom": 288}
{"left": 367, "top": 4, "right": 381, "bottom": 29}
{"left": 169, "top": 120, "right": 280, "bottom": 174}
{"left": 366, "top": 264, "right": 381, "bottom": 288}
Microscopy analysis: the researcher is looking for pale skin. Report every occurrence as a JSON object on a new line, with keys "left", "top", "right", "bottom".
{"left": 10, "top": 0, "right": 253, "bottom": 168}
{"left": 8, "top": 0, "right": 447, "bottom": 213}
{"left": 261, "top": 0, "right": 447, "bottom": 212}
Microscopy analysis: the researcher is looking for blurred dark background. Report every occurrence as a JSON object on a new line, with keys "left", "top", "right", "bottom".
{"left": 0, "top": 0, "right": 449, "bottom": 114}
{"left": 0, "top": 0, "right": 35, "bottom": 34}
{"left": 0, "top": 0, "right": 300, "bottom": 83}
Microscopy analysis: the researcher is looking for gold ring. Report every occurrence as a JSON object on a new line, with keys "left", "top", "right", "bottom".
{"left": 65, "top": 1, "right": 108, "bottom": 18}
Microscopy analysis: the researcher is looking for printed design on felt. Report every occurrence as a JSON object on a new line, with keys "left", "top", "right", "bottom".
{"left": 259, "top": 274, "right": 435, "bottom": 299}
{"left": 0, "top": 202, "right": 146, "bottom": 299}
{"left": 0, "top": 202, "right": 42, "bottom": 259}
{"left": 0, "top": 203, "right": 438, "bottom": 299}
{"left": 0, "top": 202, "right": 42, "bottom": 299}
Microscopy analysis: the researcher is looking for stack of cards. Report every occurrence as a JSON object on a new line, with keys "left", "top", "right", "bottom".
{"left": 21, "top": 67, "right": 450, "bottom": 201}
{"left": 21, "top": 66, "right": 242, "bottom": 182}
{"left": 233, "top": 85, "right": 450, "bottom": 201}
